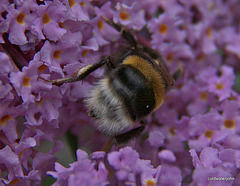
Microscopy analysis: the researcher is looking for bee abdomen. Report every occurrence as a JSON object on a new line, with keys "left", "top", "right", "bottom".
{"left": 85, "top": 78, "right": 133, "bottom": 136}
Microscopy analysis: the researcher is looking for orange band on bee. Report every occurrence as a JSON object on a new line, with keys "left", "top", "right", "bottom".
{"left": 122, "top": 55, "right": 165, "bottom": 109}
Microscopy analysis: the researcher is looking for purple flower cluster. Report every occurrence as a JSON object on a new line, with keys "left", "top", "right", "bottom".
{"left": 1, "top": 0, "right": 240, "bottom": 185}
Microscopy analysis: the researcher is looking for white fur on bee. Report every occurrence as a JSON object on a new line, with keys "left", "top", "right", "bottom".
{"left": 84, "top": 78, "right": 133, "bottom": 136}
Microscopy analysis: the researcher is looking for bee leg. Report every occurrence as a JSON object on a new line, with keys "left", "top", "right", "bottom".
{"left": 172, "top": 63, "right": 183, "bottom": 82}
{"left": 114, "top": 126, "right": 145, "bottom": 145}
{"left": 101, "top": 16, "right": 137, "bottom": 49}
{"left": 39, "top": 57, "right": 111, "bottom": 85}
{"left": 101, "top": 138, "right": 114, "bottom": 153}
{"left": 142, "top": 46, "right": 161, "bottom": 60}
{"left": 101, "top": 126, "right": 145, "bottom": 153}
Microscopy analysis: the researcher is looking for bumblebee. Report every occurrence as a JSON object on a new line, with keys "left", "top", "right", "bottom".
{"left": 41, "top": 18, "right": 175, "bottom": 146}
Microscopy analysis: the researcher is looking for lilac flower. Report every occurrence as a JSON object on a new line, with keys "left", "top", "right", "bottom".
{"left": 91, "top": 18, "right": 119, "bottom": 47}
{"left": 32, "top": 152, "right": 57, "bottom": 181}
{"left": 66, "top": 0, "right": 91, "bottom": 21}
{"left": 190, "top": 148, "right": 236, "bottom": 185}
{"left": 107, "top": 146, "right": 158, "bottom": 184}
{"left": 158, "top": 149, "right": 176, "bottom": 163}
{"left": 107, "top": 146, "right": 139, "bottom": 181}
{"left": 192, "top": 166, "right": 234, "bottom": 186}
{"left": 148, "top": 13, "right": 186, "bottom": 51}
{"left": 92, "top": 2, "right": 121, "bottom": 47}
{"left": 207, "top": 66, "right": 235, "bottom": 101}
{"left": 113, "top": 2, "right": 146, "bottom": 30}
{"left": 186, "top": 88, "right": 215, "bottom": 116}
{"left": 220, "top": 100, "right": 240, "bottom": 134}
{"left": 6, "top": 0, "right": 38, "bottom": 45}
{"left": 10, "top": 54, "right": 53, "bottom": 104}
{"left": 0, "top": 0, "right": 10, "bottom": 33}
{"left": 160, "top": 42, "right": 194, "bottom": 65}
{"left": 189, "top": 51, "right": 222, "bottom": 74}
{"left": 153, "top": 106, "right": 185, "bottom": 152}
{"left": 148, "top": 130, "right": 165, "bottom": 148}
{"left": 134, "top": 0, "right": 162, "bottom": 16}
{"left": 165, "top": 80, "right": 199, "bottom": 112}
{"left": 175, "top": 116, "right": 191, "bottom": 141}
{"left": 40, "top": 40, "right": 79, "bottom": 76}
{"left": 188, "top": 109, "right": 223, "bottom": 151}
{"left": 0, "top": 134, "right": 55, "bottom": 184}
{"left": 94, "top": 1, "right": 114, "bottom": 20}
{"left": 0, "top": 146, "right": 23, "bottom": 184}
{"left": 158, "top": 0, "right": 185, "bottom": 17}
{"left": 0, "top": 52, "right": 15, "bottom": 102}
{"left": 0, "top": 52, "right": 15, "bottom": 75}
{"left": 197, "top": 65, "right": 235, "bottom": 101}
{"left": 0, "top": 103, "right": 21, "bottom": 144}
{"left": 201, "top": 26, "right": 218, "bottom": 54}
{"left": 217, "top": 26, "right": 240, "bottom": 58}
{"left": 0, "top": 81, "right": 14, "bottom": 102}
{"left": 158, "top": 165, "right": 182, "bottom": 186}
{"left": 48, "top": 149, "right": 108, "bottom": 185}
{"left": 31, "top": 1, "right": 67, "bottom": 41}
{"left": 226, "top": 36, "right": 240, "bottom": 58}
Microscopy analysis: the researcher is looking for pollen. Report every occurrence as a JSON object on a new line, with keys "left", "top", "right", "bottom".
{"left": 208, "top": 2, "right": 214, "bottom": 10}
{"left": 224, "top": 119, "right": 235, "bottom": 129}
{"left": 166, "top": 52, "right": 173, "bottom": 62}
{"left": 37, "top": 64, "right": 47, "bottom": 72}
{"left": 23, "top": 77, "right": 31, "bottom": 86}
{"left": 97, "top": 20, "right": 103, "bottom": 31}
{"left": 42, "top": 13, "right": 50, "bottom": 24}
{"left": 19, "top": 149, "right": 26, "bottom": 158}
{"left": 145, "top": 179, "right": 157, "bottom": 186}
{"left": 35, "top": 98, "right": 44, "bottom": 106}
{"left": 196, "top": 53, "right": 204, "bottom": 62}
{"left": 169, "top": 127, "right": 176, "bottom": 135}
{"left": 16, "top": 12, "right": 25, "bottom": 24}
{"left": 119, "top": 11, "right": 130, "bottom": 21}
{"left": 0, "top": 114, "right": 11, "bottom": 126}
{"left": 68, "top": 0, "right": 75, "bottom": 7}
{"left": 81, "top": 50, "right": 88, "bottom": 58}
{"left": 204, "top": 129, "right": 213, "bottom": 139}
{"left": 206, "top": 28, "right": 212, "bottom": 38}
{"left": 80, "top": 2, "right": 85, "bottom": 6}
{"left": 53, "top": 50, "right": 62, "bottom": 59}
{"left": 228, "top": 94, "right": 236, "bottom": 101}
{"left": 10, "top": 179, "right": 19, "bottom": 185}
{"left": 216, "top": 82, "right": 224, "bottom": 90}
{"left": 58, "top": 22, "right": 64, "bottom": 28}
{"left": 200, "top": 92, "right": 208, "bottom": 100}
{"left": 158, "top": 24, "right": 168, "bottom": 34}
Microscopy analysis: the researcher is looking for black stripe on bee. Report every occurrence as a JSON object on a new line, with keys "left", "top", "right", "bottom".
{"left": 109, "top": 65, "right": 155, "bottom": 121}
